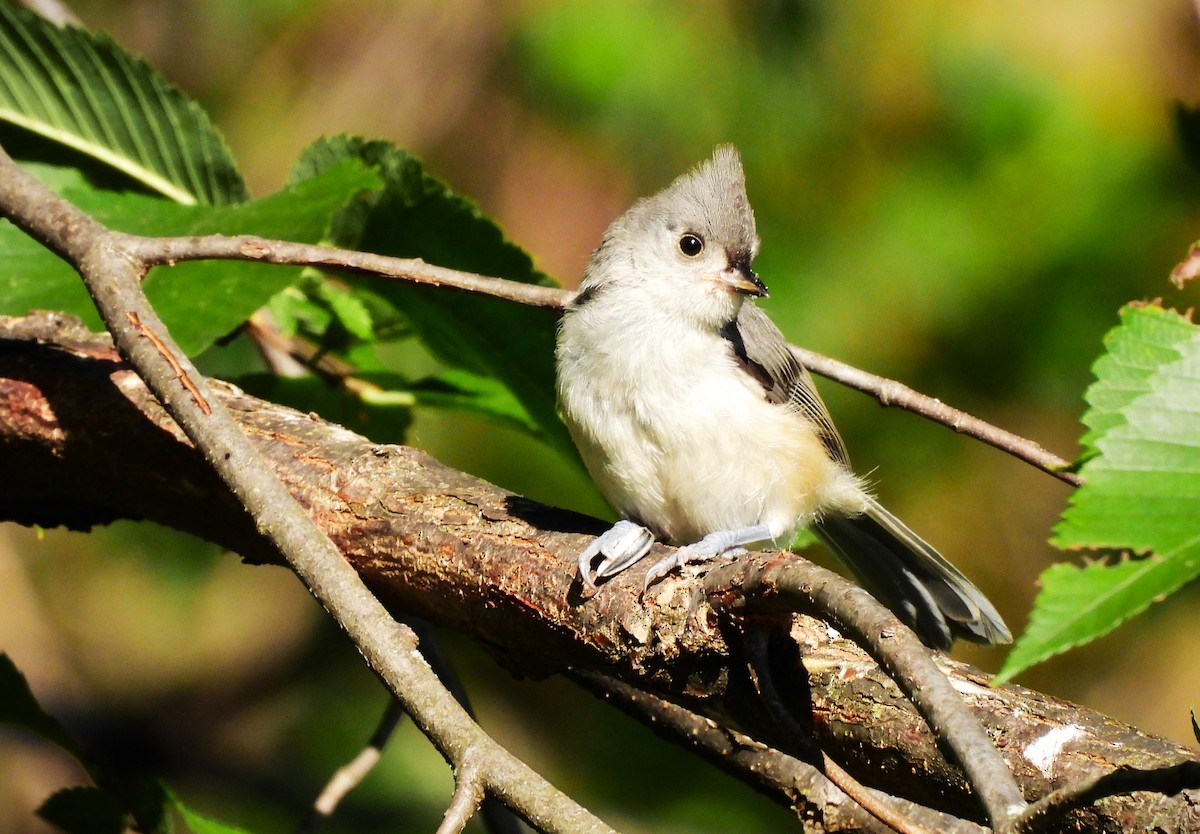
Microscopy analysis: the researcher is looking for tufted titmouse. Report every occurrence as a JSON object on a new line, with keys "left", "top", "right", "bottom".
{"left": 555, "top": 146, "right": 1010, "bottom": 649}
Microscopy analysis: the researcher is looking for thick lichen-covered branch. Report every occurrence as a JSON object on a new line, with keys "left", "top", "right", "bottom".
{"left": 2, "top": 313, "right": 1196, "bottom": 831}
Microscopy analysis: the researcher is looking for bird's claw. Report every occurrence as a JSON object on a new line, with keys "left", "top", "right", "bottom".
{"left": 578, "top": 520, "right": 655, "bottom": 588}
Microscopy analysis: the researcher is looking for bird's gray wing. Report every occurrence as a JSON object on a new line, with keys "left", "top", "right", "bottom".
{"left": 724, "top": 303, "right": 850, "bottom": 466}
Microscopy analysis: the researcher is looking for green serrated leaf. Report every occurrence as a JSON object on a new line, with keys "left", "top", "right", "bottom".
{"left": 265, "top": 286, "right": 325, "bottom": 339}
{"left": 1076, "top": 304, "right": 1196, "bottom": 449}
{"left": 290, "top": 135, "right": 575, "bottom": 457}
{"left": 0, "top": 158, "right": 380, "bottom": 355}
{"left": 37, "top": 786, "right": 126, "bottom": 834}
{"left": 0, "top": 653, "right": 85, "bottom": 762}
{"left": 0, "top": 5, "right": 247, "bottom": 204}
{"left": 996, "top": 556, "right": 1183, "bottom": 682}
{"left": 163, "top": 784, "right": 255, "bottom": 834}
{"left": 1056, "top": 306, "right": 1200, "bottom": 553}
{"left": 997, "top": 305, "right": 1200, "bottom": 682}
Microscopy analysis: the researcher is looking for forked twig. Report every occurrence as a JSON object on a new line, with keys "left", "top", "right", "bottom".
{"left": 436, "top": 751, "right": 488, "bottom": 834}
{"left": 705, "top": 558, "right": 1027, "bottom": 828}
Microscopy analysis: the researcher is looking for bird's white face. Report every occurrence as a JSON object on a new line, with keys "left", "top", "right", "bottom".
{"left": 622, "top": 212, "right": 765, "bottom": 330}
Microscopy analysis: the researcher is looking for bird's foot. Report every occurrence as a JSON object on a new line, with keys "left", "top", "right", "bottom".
{"left": 578, "top": 519, "right": 656, "bottom": 588}
{"left": 641, "top": 523, "right": 774, "bottom": 591}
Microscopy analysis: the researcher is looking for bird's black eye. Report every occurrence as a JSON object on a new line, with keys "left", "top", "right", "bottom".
{"left": 678, "top": 233, "right": 704, "bottom": 257}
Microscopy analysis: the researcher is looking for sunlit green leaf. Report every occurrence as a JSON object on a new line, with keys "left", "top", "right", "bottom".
{"left": 289, "top": 136, "right": 574, "bottom": 457}
{"left": 164, "top": 785, "right": 255, "bottom": 834}
{"left": 0, "top": 158, "right": 380, "bottom": 354}
{"left": 998, "top": 305, "right": 1200, "bottom": 682}
{"left": 408, "top": 368, "right": 539, "bottom": 434}
{"left": 0, "top": 4, "right": 246, "bottom": 204}
{"left": 1055, "top": 306, "right": 1200, "bottom": 552}
{"left": 1075, "top": 303, "right": 1195, "bottom": 450}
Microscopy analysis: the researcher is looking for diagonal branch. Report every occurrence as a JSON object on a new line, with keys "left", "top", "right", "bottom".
{"left": 0, "top": 145, "right": 615, "bottom": 834}
{"left": 744, "top": 629, "right": 942, "bottom": 834}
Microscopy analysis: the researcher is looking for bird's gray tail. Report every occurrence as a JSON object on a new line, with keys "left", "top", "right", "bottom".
{"left": 813, "top": 499, "right": 1011, "bottom": 650}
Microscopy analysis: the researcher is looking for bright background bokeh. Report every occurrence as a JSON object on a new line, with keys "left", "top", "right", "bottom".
{"left": 3, "top": 1, "right": 1200, "bottom": 831}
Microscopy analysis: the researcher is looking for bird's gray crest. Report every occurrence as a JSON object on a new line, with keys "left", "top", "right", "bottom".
{"left": 657, "top": 144, "right": 757, "bottom": 257}
{"left": 582, "top": 145, "right": 759, "bottom": 294}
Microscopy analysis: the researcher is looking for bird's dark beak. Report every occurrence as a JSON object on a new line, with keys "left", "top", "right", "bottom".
{"left": 719, "top": 264, "right": 769, "bottom": 298}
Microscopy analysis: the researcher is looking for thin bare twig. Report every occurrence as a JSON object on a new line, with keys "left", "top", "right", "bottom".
{"left": 570, "top": 670, "right": 986, "bottom": 834}
{"left": 246, "top": 311, "right": 311, "bottom": 377}
{"left": 300, "top": 700, "right": 405, "bottom": 832}
{"left": 0, "top": 146, "right": 614, "bottom": 834}
{"left": 406, "top": 618, "right": 528, "bottom": 834}
{"left": 1012, "top": 761, "right": 1200, "bottom": 833}
{"left": 114, "top": 232, "right": 568, "bottom": 310}
{"left": 437, "top": 751, "right": 488, "bottom": 834}
{"left": 790, "top": 346, "right": 1082, "bottom": 487}
{"left": 301, "top": 621, "right": 523, "bottom": 834}
{"left": 107, "top": 230, "right": 1078, "bottom": 486}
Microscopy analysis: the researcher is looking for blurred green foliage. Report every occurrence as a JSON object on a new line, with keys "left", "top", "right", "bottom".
{"left": 3, "top": 2, "right": 1200, "bottom": 833}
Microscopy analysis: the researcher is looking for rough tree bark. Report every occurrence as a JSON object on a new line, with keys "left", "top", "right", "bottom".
{"left": 2, "top": 311, "right": 1199, "bottom": 832}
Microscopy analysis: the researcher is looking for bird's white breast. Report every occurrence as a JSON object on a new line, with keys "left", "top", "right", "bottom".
{"left": 557, "top": 298, "right": 863, "bottom": 546}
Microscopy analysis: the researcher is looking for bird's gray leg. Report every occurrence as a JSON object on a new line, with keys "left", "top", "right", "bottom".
{"left": 579, "top": 519, "right": 656, "bottom": 588}
{"left": 642, "top": 523, "right": 774, "bottom": 590}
